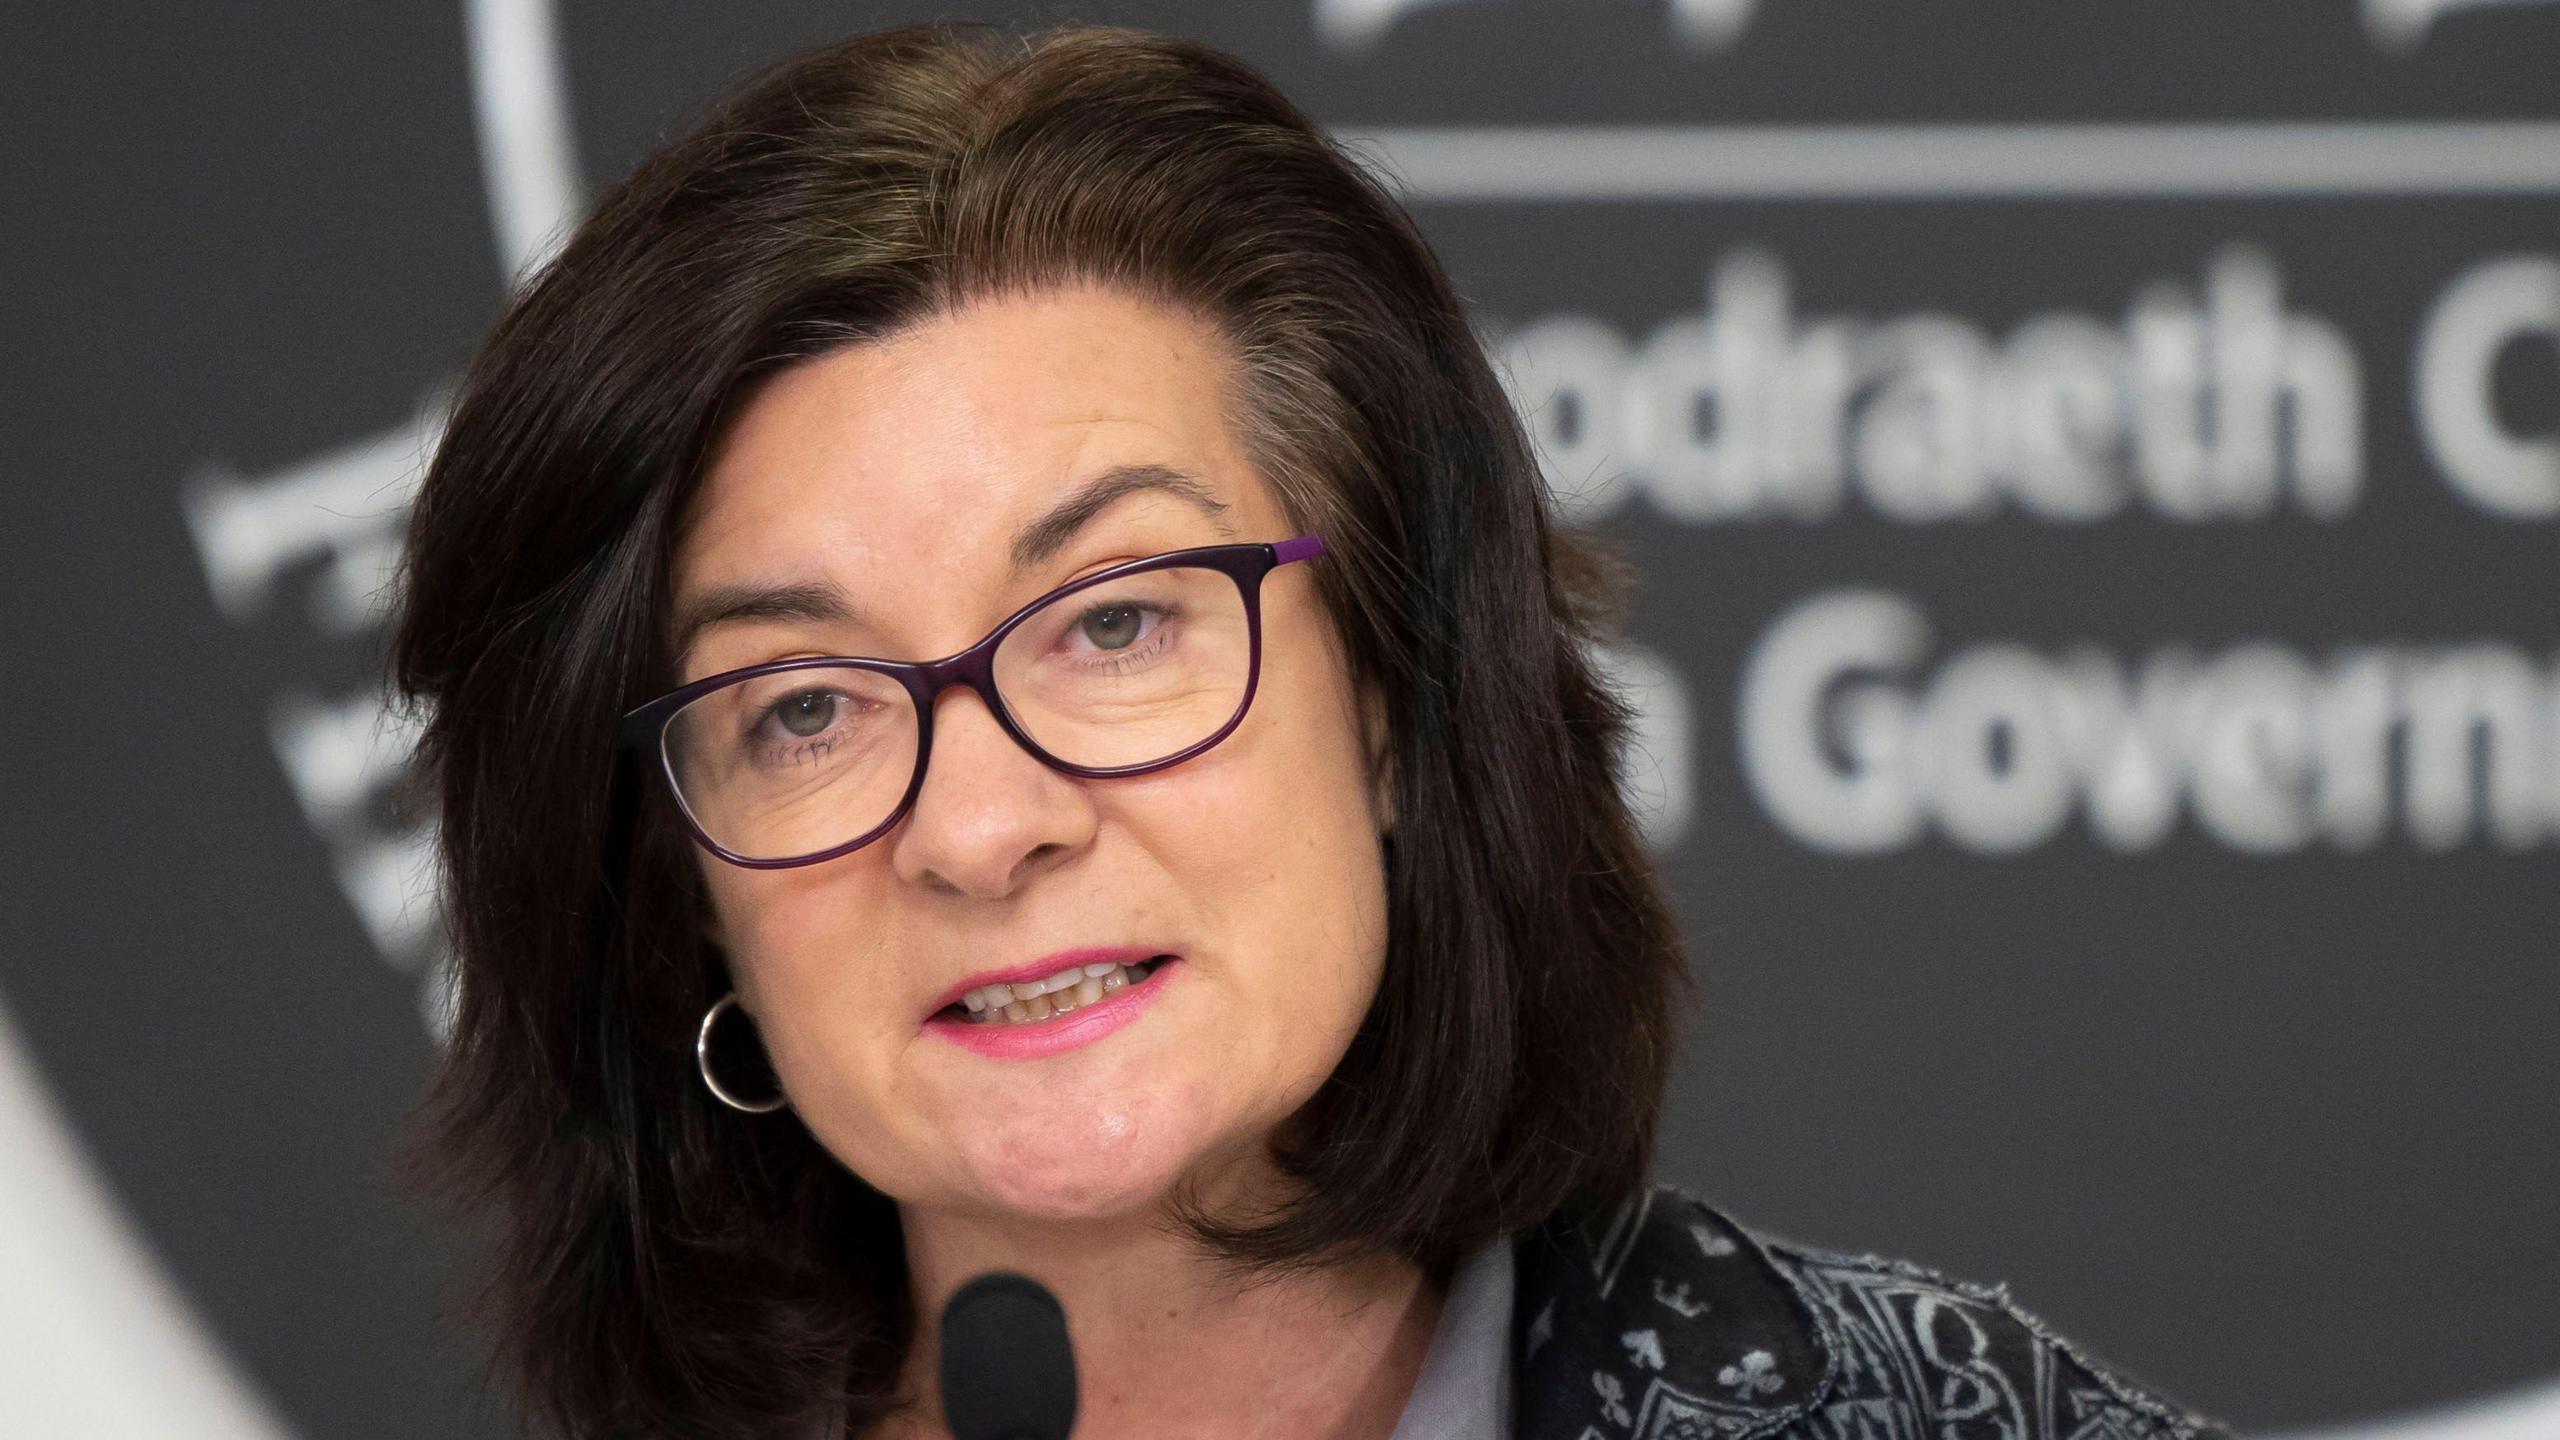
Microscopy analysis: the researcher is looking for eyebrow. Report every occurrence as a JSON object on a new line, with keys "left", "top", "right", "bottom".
{"left": 668, "top": 463, "right": 1235, "bottom": 666}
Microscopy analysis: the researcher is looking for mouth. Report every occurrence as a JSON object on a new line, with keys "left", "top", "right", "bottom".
{"left": 934, "top": 954, "right": 1175, "bottom": 1028}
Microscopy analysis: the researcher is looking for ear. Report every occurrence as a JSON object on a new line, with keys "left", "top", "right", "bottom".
{"left": 1360, "top": 678, "right": 1397, "bottom": 837}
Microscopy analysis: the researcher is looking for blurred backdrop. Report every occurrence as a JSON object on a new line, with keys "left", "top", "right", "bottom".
{"left": 4, "top": 1, "right": 2556, "bottom": 1435}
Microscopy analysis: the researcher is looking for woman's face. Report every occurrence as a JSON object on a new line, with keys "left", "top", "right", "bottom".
{"left": 670, "top": 284, "right": 1392, "bottom": 1225}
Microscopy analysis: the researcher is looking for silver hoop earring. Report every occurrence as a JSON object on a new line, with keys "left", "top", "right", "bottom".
{"left": 696, "top": 991, "right": 789, "bottom": 1114}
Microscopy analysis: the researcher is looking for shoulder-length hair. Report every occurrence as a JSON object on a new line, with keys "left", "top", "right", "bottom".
{"left": 390, "top": 20, "right": 1689, "bottom": 1439}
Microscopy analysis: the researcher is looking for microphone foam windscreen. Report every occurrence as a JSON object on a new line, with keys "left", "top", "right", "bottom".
{"left": 938, "top": 1271, "right": 1079, "bottom": 1440}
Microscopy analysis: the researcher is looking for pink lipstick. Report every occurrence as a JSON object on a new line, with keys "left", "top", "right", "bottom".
{"left": 923, "top": 951, "right": 1181, "bottom": 1060}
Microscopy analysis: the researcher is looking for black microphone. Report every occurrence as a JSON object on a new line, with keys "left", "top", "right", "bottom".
{"left": 938, "top": 1271, "right": 1079, "bottom": 1440}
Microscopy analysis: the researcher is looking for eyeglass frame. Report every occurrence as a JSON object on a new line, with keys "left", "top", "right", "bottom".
{"left": 618, "top": 534, "right": 1328, "bottom": 870}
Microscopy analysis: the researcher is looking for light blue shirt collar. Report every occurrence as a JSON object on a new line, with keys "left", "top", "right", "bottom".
{"left": 1388, "top": 1234, "right": 1516, "bottom": 1440}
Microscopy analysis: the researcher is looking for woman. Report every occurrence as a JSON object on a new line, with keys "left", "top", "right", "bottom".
{"left": 391, "top": 21, "right": 2230, "bottom": 1440}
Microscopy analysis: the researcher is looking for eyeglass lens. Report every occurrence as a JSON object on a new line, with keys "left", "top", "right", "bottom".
{"left": 660, "top": 563, "right": 1253, "bottom": 862}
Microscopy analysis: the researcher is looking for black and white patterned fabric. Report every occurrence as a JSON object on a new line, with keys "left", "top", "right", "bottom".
{"left": 1509, "top": 1186, "right": 2233, "bottom": 1440}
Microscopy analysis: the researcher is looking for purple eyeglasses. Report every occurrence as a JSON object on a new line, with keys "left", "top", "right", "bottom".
{"left": 620, "top": 535, "right": 1326, "bottom": 868}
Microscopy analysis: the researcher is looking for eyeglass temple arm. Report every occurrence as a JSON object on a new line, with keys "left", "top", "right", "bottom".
{"left": 1272, "top": 534, "right": 1325, "bottom": 566}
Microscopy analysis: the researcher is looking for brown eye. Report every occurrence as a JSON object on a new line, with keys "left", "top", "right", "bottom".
{"left": 775, "top": 690, "right": 837, "bottom": 737}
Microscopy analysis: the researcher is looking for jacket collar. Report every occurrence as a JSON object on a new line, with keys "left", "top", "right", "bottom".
{"left": 1509, "top": 1186, "right": 1840, "bottom": 1439}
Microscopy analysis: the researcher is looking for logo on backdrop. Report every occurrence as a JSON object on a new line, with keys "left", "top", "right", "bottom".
{"left": 181, "top": 396, "right": 450, "bottom": 1028}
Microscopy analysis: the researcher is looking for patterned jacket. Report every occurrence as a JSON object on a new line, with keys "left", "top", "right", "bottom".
{"left": 1511, "top": 1186, "right": 2234, "bottom": 1440}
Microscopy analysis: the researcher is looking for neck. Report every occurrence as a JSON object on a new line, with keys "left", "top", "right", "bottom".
{"left": 885, "top": 1200, "right": 1443, "bottom": 1440}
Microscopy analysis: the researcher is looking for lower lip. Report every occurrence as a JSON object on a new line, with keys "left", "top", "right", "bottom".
{"left": 921, "top": 960, "right": 1182, "bottom": 1060}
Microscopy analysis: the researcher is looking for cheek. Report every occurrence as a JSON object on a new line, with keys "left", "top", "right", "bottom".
{"left": 1166, "top": 768, "right": 1390, "bottom": 1098}
{"left": 1181, "top": 657, "right": 1392, "bottom": 1054}
{"left": 1270, "top": 831, "right": 1391, "bottom": 1075}
{"left": 702, "top": 866, "right": 867, "bottom": 999}
{"left": 700, "top": 869, "right": 912, "bottom": 1100}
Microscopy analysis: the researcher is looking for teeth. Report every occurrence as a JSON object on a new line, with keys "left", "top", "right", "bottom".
{"left": 956, "top": 960, "right": 1159, "bottom": 1023}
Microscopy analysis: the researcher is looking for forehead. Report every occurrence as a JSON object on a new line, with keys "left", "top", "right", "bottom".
{"left": 673, "top": 285, "right": 1271, "bottom": 602}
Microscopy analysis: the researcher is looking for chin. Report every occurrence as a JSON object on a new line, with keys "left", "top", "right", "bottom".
{"left": 952, "top": 1091, "right": 1212, "bottom": 1224}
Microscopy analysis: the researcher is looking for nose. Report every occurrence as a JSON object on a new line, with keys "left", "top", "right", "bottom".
{"left": 887, "top": 682, "right": 1096, "bottom": 899}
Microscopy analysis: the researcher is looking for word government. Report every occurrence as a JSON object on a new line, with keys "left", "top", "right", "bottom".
{"left": 1744, "top": 591, "right": 2560, "bottom": 857}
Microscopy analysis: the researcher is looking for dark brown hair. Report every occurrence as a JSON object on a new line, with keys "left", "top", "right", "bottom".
{"left": 390, "top": 21, "right": 1689, "bottom": 1439}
